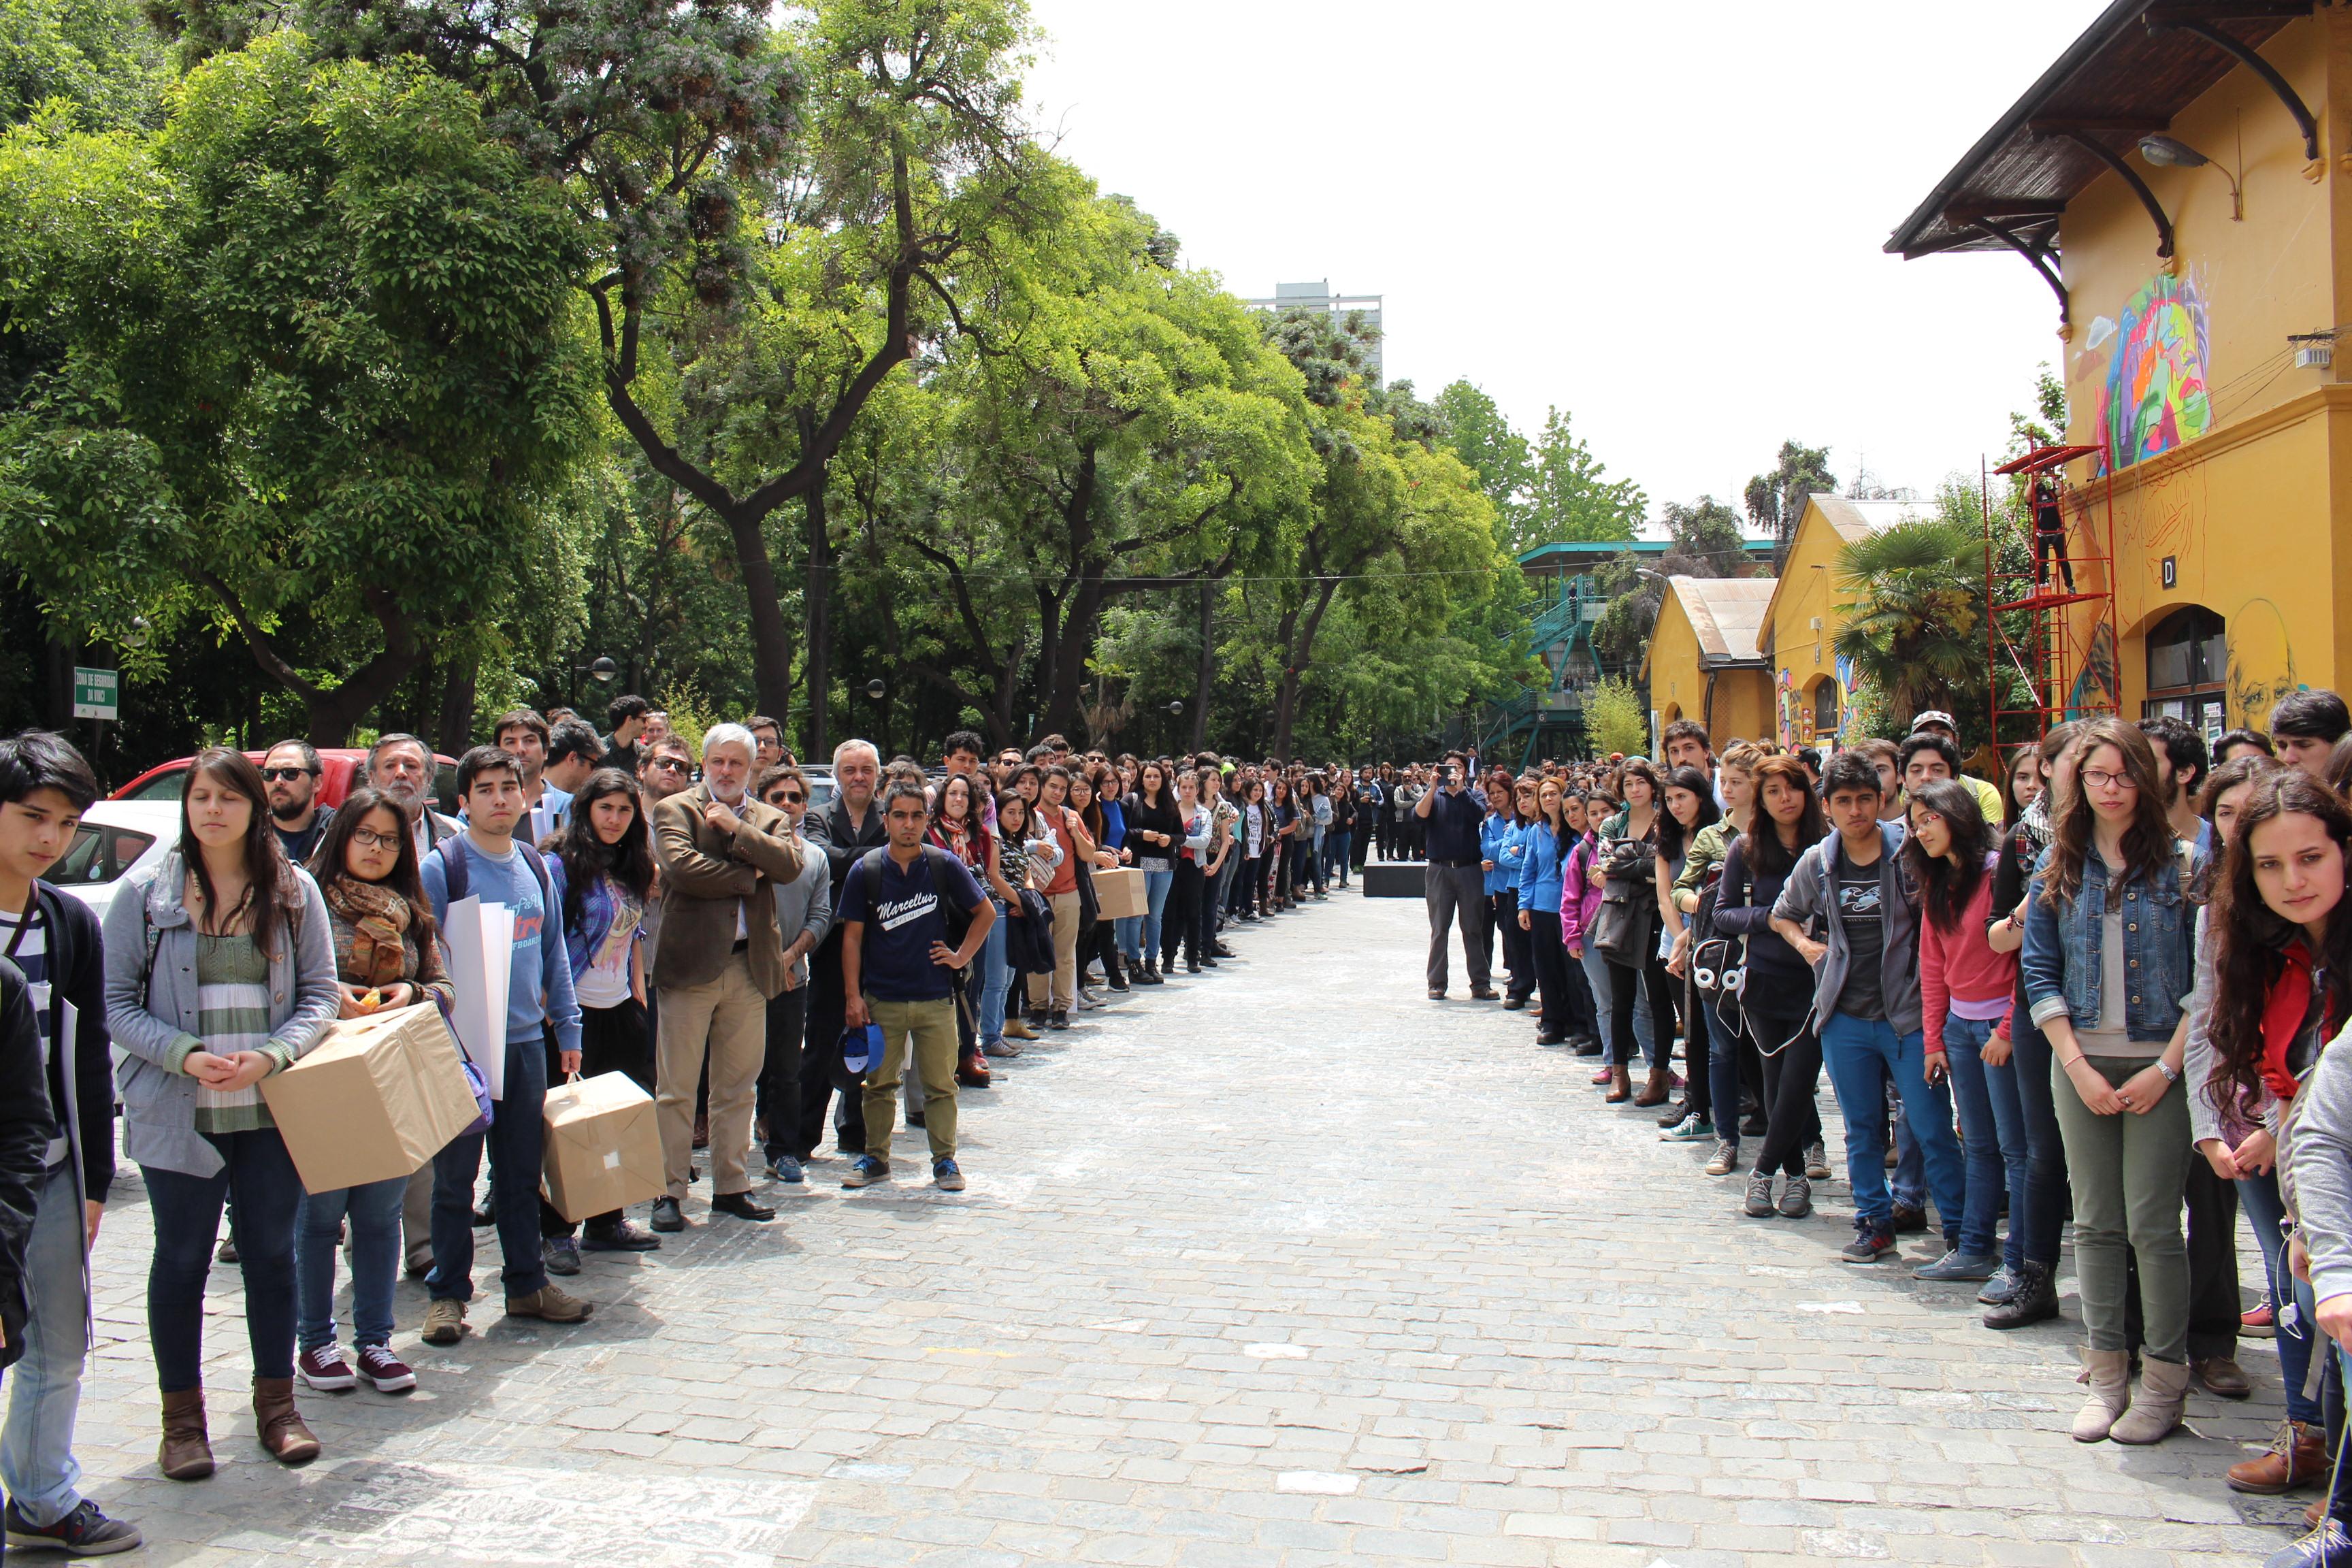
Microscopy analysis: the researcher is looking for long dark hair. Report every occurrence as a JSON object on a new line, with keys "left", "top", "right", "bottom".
{"left": 1656, "top": 765, "right": 1720, "bottom": 860}
{"left": 2037, "top": 717, "right": 2178, "bottom": 907}
{"left": 2188, "top": 751, "right": 2283, "bottom": 903}
{"left": 1747, "top": 755, "right": 1825, "bottom": 878}
{"left": 934, "top": 772, "right": 994, "bottom": 863}
{"left": 2208, "top": 770, "right": 2352, "bottom": 1119}
{"left": 1901, "top": 777, "right": 1992, "bottom": 933}
{"left": 179, "top": 747, "right": 295, "bottom": 951}
{"left": 308, "top": 786, "right": 435, "bottom": 937}
{"left": 549, "top": 768, "right": 655, "bottom": 932}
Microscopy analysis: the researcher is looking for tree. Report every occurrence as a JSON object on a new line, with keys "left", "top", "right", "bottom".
{"left": 1830, "top": 514, "right": 1985, "bottom": 729}
{"left": 1745, "top": 438, "right": 1835, "bottom": 564}
{"left": 1521, "top": 406, "right": 1642, "bottom": 554}
{"left": 1, "top": 0, "right": 167, "bottom": 130}
{"left": 0, "top": 37, "right": 599, "bottom": 742}
{"left": 1586, "top": 674, "right": 1647, "bottom": 758}
{"left": 1432, "top": 378, "right": 1531, "bottom": 546}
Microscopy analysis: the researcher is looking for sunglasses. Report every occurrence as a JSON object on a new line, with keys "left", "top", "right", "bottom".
{"left": 261, "top": 767, "right": 316, "bottom": 782}
{"left": 647, "top": 757, "right": 687, "bottom": 772}
{"left": 766, "top": 791, "right": 804, "bottom": 806}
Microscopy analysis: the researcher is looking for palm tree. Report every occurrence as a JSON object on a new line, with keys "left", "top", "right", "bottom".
{"left": 1831, "top": 517, "right": 1985, "bottom": 726}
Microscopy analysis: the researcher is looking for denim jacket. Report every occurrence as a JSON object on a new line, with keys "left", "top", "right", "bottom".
{"left": 2019, "top": 845, "right": 2195, "bottom": 1043}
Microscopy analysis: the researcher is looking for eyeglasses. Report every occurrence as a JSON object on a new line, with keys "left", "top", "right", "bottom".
{"left": 2081, "top": 768, "right": 2140, "bottom": 792}
{"left": 261, "top": 767, "right": 315, "bottom": 782}
{"left": 348, "top": 827, "right": 402, "bottom": 849}
{"left": 766, "top": 791, "right": 804, "bottom": 806}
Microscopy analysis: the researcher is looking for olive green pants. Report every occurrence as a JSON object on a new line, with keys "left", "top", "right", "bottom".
{"left": 861, "top": 996, "right": 958, "bottom": 1165}
{"left": 2052, "top": 1052, "right": 2191, "bottom": 1362}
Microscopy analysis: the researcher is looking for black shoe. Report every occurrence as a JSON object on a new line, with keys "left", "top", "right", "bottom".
{"left": 1108, "top": 970, "right": 1130, "bottom": 993}
{"left": 649, "top": 1196, "right": 684, "bottom": 1232}
{"left": 1049, "top": 1010, "right": 1070, "bottom": 1030}
{"left": 5, "top": 1499, "right": 141, "bottom": 1555}
{"left": 908, "top": 1110, "right": 926, "bottom": 1128}
{"left": 710, "top": 1191, "right": 775, "bottom": 1222}
{"left": 1186, "top": 960, "right": 1203, "bottom": 974}
{"left": 1982, "top": 1259, "right": 2061, "bottom": 1329}
{"left": 1740, "top": 1116, "right": 1769, "bottom": 1139}
{"left": 1502, "top": 996, "right": 1528, "bottom": 1011}
{"left": 470, "top": 1200, "right": 494, "bottom": 1229}
{"left": 582, "top": 1219, "right": 662, "bottom": 1252}
{"left": 1200, "top": 956, "right": 1220, "bottom": 968}
{"left": 1136, "top": 964, "right": 1165, "bottom": 986}
{"left": 1211, "top": 943, "right": 1236, "bottom": 959}
{"left": 1573, "top": 1039, "right": 1603, "bottom": 1056}
{"left": 1889, "top": 1203, "right": 1929, "bottom": 1235}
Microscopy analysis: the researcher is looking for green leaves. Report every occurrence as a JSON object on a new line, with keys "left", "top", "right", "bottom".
{"left": 1831, "top": 512, "right": 1987, "bottom": 734}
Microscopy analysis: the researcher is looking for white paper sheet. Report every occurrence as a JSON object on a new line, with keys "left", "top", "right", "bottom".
{"left": 442, "top": 895, "right": 514, "bottom": 1098}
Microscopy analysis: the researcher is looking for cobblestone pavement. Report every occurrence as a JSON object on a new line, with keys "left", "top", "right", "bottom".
{"left": 68, "top": 887, "right": 2302, "bottom": 1565}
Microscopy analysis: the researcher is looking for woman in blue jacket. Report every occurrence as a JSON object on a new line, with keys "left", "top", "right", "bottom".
{"left": 1516, "top": 777, "right": 1572, "bottom": 1045}
{"left": 1484, "top": 775, "right": 1531, "bottom": 1006}
{"left": 2020, "top": 717, "right": 2197, "bottom": 1447}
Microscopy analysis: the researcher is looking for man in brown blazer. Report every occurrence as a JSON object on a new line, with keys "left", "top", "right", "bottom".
{"left": 649, "top": 723, "right": 802, "bottom": 1230}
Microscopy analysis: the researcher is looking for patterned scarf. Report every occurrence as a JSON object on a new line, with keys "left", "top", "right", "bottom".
{"left": 321, "top": 875, "right": 421, "bottom": 989}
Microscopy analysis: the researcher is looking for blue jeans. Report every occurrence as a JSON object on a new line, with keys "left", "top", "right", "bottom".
{"left": 1116, "top": 914, "right": 1142, "bottom": 963}
{"left": 296, "top": 1174, "right": 406, "bottom": 1352}
{"left": 2003, "top": 994, "right": 2070, "bottom": 1267}
{"left": 1140, "top": 869, "right": 1174, "bottom": 958}
{"left": 429, "top": 1035, "right": 551, "bottom": 1303}
{"left": 1819, "top": 1012, "right": 1967, "bottom": 1238}
{"left": 1940, "top": 1015, "right": 2023, "bottom": 1260}
{"left": 978, "top": 899, "right": 1013, "bottom": 1044}
{"left": 1703, "top": 996, "right": 1741, "bottom": 1139}
{"left": 2240, "top": 1170, "right": 2322, "bottom": 1424}
{"left": 1322, "top": 830, "right": 1351, "bottom": 886}
{"left": 1, "top": 1164, "right": 88, "bottom": 1526}
{"left": 144, "top": 1128, "right": 303, "bottom": 1390}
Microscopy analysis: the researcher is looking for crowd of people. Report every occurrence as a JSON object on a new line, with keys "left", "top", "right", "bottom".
{"left": 0, "top": 706, "right": 1394, "bottom": 1554}
{"left": 1416, "top": 696, "right": 2352, "bottom": 1565}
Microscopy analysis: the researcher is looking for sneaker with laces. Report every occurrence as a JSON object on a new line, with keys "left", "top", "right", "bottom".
{"left": 1979, "top": 1266, "right": 2020, "bottom": 1306}
{"left": 297, "top": 1345, "right": 357, "bottom": 1391}
{"left": 542, "top": 1236, "right": 582, "bottom": 1276}
{"left": 843, "top": 1155, "right": 890, "bottom": 1188}
{"left": 581, "top": 1218, "right": 662, "bottom": 1251}
{"left": 1776, "top": 1175, "right": 1812, "bottom": 1218}
{"left": 354, "top": 1345, "right": 416, "bottom": 1392}
{"left": 421, "top": 1298, "right": 467, "bottom": 1345}
{"left": 1742, "top": 1172, "right": 1777, "bottom": 1217}
{"left": 4, "top": 1499, "right": 141, "bottom": 1556}
{"left": 1914, "top": 1249, "right": 2002, "bottom": 1282}
{"left": 1840, "top": 1220, "right": 1895, "bottom": 1264}
{"left": 933, "top": 1158, "right": 966, "bottom": 1192}
{"left": 766, "top": 1154, "right": 805, "bottom": 1185}
{"left": 1803, "top": 1140, "right": 1831, "bottom": 1180}
{"left": 1661, "top": 1113, "right": 1715, "bottom": 1143}
{"left": 1704, "top": 1139, "right": 1738, "bottom": 1177}
{"left": 505, "top": 1283, "right": 592, "bottom": 1323}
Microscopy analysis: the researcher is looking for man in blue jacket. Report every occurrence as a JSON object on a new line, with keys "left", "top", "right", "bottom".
{"left": 420, "top": 747, "right": 588, "bottom": 1346}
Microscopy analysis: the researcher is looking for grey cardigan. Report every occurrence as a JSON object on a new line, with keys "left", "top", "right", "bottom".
{"left": 770, "top": 833, "right": 834, "bottom": 987}
{"left": 1769, "top": 822, "right": 1923, "bottom": 1036}
{"left": 103, "top": 852, "right": 342, "bottom": 1178}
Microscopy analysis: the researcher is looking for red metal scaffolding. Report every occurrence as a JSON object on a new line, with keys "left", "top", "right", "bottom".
{"left": 1985, "top": 444, "right": 2118, "bottom": 740}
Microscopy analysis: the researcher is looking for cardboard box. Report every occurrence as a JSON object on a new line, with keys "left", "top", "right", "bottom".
{"left": 261, "top": 1004, "right": 480, "bottom": 1192}
{"left": 540, "top": 1072, "right": 664, "bottom": 1222}
{"left": 1094, "top": 866, "right": 1147, "bottom": 920}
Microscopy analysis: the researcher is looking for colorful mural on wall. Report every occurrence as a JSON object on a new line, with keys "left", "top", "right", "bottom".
{"left": 2095, "top": 272, "right": 2212, "bottom": 472}
{"left": 2065, "top": 620, "right": 2121, "bottom": 719}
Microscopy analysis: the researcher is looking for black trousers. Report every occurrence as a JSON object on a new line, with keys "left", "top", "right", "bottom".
{"left": 1746, "top": 1002, "right": 1823, "bottom": 1178}
{"left": 1494, "top": 889, "right": 1529, "bottom": 998}
{"left": 1561, "top": 937, "right": 1599, "bottom": 1039}
{"left": 2034, "top": 520, "right": 2074, "bottom": 591}
{"left": 757, "top": 983, "right": 808, "bottom": 1162}
{"left": 1525, "top": 909, "right": 1571, "bottom": 1036}
{"left": 1163, "top": 859, "right": 1203, "bottom": 967}
{"left": 542, "top": 999, "right": 652, "bottom": 1238}
{"left": 1605, "top": 947, "right": 1676, "bottom": 1068}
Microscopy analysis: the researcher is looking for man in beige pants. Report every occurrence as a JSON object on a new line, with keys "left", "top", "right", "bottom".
{"left": 649, "top": 723, "right": 802, "bottom": 1230}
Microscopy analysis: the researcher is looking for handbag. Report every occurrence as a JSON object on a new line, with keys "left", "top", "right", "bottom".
{"left": 1590, "top": 880, "right": 1648, "bottom": 966}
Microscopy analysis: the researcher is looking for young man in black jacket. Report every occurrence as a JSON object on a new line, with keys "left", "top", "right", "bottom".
{"left": 0, "top": 732, "right": 136, "bottom": 1554}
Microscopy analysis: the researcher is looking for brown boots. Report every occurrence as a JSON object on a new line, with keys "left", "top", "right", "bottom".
{"left": 252, "top": 1377, "right": 321, "bottom": 1465}
{"left": 1633, "top": 1066, "right": 1672, "bottom": 1108}
{"left": 1603, "top": 1065, "right": 1634, "bottom": 1103}
{"left": 160, "top": 1388, "right": 214, "bottom": 1480}
{"left": 2230, "top": 1420, "right": 2328, "bottom": 1494}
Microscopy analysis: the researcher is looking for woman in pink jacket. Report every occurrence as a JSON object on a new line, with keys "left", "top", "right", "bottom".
{"left": 1902, "top": 777, "right": 2019, "bottom": 1283}
{"left": 1561, "top": 792, "right": 1612, "bottom": 1064}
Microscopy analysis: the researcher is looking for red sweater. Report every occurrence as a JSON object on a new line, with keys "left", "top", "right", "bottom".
{"left": 1918, "top": 855, "right": 2015, "bottom": 1053}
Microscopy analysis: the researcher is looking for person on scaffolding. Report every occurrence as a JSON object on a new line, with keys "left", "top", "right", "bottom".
{"left": 2031, "top": 474, "right": 2075, "bottom": 593}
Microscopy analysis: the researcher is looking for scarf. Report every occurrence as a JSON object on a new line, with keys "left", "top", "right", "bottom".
{"left": 322, "top": 875, "right": 421, "bottom": 990}
{"left": 2261, "top": 936, "right": 2343, "bottom": 1104}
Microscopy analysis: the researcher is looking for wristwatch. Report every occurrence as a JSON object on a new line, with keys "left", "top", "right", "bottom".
{"left": 2156, "top": 1060, "right": 2182, "bottom": 1084}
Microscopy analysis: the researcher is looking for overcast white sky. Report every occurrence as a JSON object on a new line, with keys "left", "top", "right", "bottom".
{"left": 1020, "top": 0, "right": 2108, "bottom": 528}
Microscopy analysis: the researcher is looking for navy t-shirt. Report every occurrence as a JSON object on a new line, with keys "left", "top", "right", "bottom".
{"left": 837, "top": 848, "right": 986, "bottom": 1002}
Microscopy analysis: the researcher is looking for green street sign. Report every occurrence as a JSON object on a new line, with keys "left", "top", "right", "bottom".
{"left": 71, "top": 667, "right": 118, "bottom": 721}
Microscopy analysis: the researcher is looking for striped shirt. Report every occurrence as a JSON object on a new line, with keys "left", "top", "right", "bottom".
{"left": 187, "top": 933, "right": 284, "bottom": 1134}
{"left": 0, "top": 902, "right": 65, "bottom": 1166}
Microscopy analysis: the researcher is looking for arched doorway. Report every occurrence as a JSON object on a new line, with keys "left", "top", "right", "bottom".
{"left": 2142, "top": 605, "right": 2227, "bottom": 740}
{"left": 1810, "top": 677, "right": 1840, "bottom": 740}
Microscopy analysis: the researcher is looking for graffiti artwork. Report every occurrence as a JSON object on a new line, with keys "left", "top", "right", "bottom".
{"left": 2065, "top": 619, "right": 2121, "bottom": 718}
{"left": 2095, "top": 272, "right": 2212, "bottom": 472}
{"left": 2227, "top": 599, "right": 2300, "bottom": 729}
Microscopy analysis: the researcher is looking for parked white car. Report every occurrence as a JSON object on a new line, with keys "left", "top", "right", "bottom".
{"left": 50, "top": 801, "right": 178, "bottom": 921}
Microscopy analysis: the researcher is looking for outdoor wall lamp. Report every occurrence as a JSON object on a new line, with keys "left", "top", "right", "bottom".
{"left": 2138, "top": 134, "right": 2242, "bottom": 220}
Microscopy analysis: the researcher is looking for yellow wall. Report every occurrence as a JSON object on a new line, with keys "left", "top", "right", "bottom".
{"left": 1648, "top": 589, "right": 1777, "bottom": 747}
{"left": 2050, "top": 14, "right": 2349, "bottom": 725}
{"left": 1763, "top": 503, "right": 1852, "bottom": 748}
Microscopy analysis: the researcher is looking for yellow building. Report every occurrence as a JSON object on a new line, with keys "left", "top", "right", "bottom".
{"left": 1890, "top": 5, "right": 2351, "bottom": 734}
{"left": 1644, "top": 576, "right": 1780, "bottom": 747}
{"left": 1758, "top": 495, "right": 1936, "bottom": 749}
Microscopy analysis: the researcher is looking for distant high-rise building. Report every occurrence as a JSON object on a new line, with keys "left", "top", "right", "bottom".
{"left": 1246, "top": 280, "right": 1384, "bottom": 380}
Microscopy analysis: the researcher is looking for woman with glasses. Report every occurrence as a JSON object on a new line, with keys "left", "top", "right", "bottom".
{"left": 2021, "top": 717, "right": 2197, "bottom": 1444}
{"left": 293, "top": 787, "right": 453, "bottom": 1397}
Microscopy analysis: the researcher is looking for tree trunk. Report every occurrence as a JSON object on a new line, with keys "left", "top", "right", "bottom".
{"left": 1190, "top": 578, "right": 1213, "bottom": 753}
{"left": 1269, "top": 577, "right": 1344, "bottom": 763}
{"left": 802, "top": 483, "right": 833, "bottom": 762}
{"left": 434, "top": 653, "right": 478, "bottom": 757}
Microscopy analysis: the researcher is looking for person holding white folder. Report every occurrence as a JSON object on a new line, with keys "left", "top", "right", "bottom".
{"left": 418, "top": 747, "right": 588, "bottom": 1347}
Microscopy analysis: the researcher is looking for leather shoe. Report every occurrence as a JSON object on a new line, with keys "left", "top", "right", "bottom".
{"left": 1889, "top": 1203, "right": 1929, "bottom": 1235}
{"left": 2230, "top": 1420, "right": 2327, "bottom": 1494}
{"left": 710, "top": 1192, "right": 774, "bottom": 1222}
{"left": 649, "top": 1196, "right": 684, "bottom": 1232}
{"left": 2196, "top": 1356, "right": 2252, "bottom": 1399}
{"left": 1469, "top": 985, "right": 1501, "bottom": 1001}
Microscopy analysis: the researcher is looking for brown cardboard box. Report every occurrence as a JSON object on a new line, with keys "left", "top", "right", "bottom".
{"left": 541, "top": 1072, "right": 664, "bottom": 1222}
{"left": 260, "top": 1003, "right": 478, "bottom": 1192}
{"left": 1094, "top": 866, "right": 1147, "bottom": 920}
